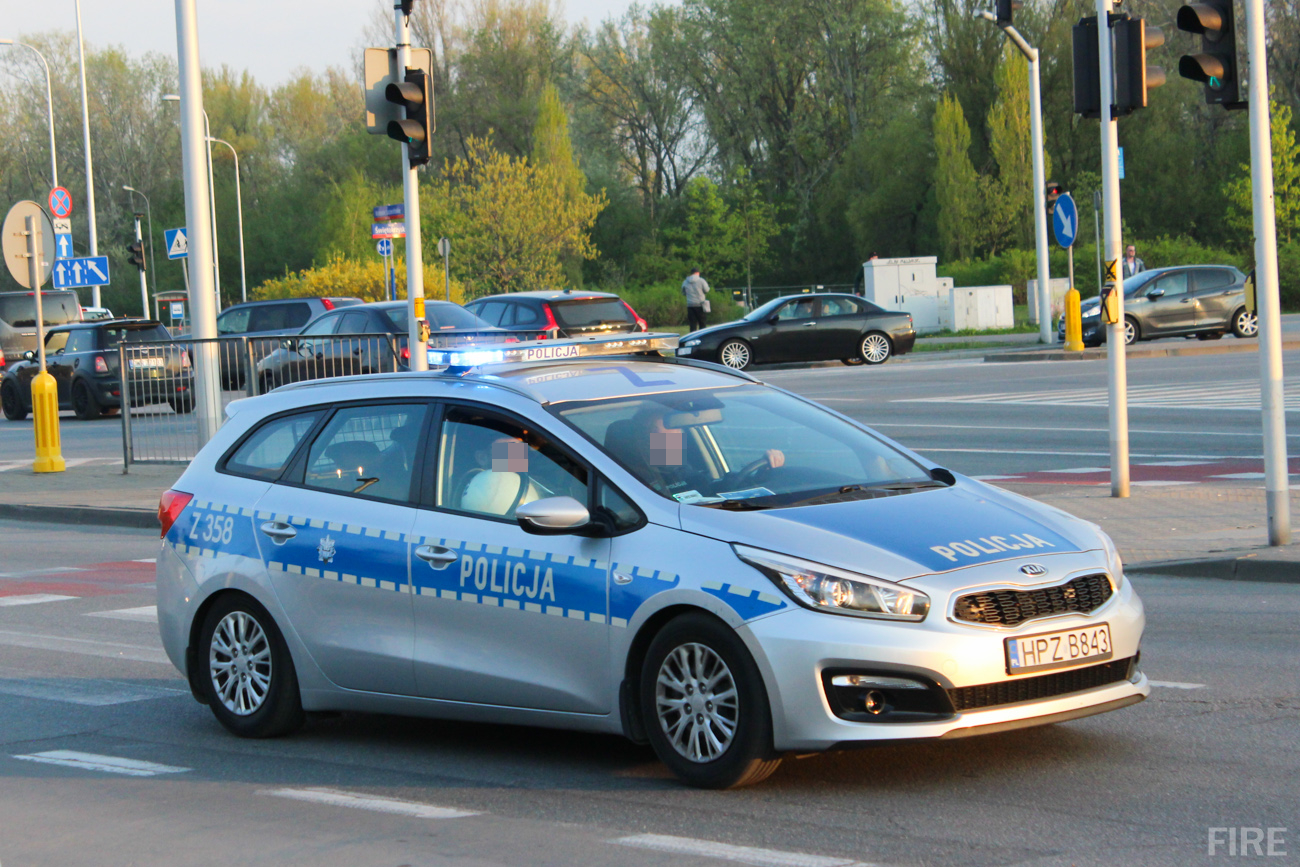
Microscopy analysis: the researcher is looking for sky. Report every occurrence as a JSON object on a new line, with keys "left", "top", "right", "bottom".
{"left": 2, "top": 0, "right": 643, "bottom": 86}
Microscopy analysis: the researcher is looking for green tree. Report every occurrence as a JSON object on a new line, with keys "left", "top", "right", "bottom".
{"left": 933, "top": 92, "right": 980, "bottom": 261}
{"left": 727, "top": 167, "right": 781, "bottom": 295}
{"left": 1225, "top": 97, "right": 1300, "bottom": 243}
{"left": 985, "top": 44, "right": 1045, "bottom": 252}
{"left": 532, "top": 82, "right": 590, "bottom": 284}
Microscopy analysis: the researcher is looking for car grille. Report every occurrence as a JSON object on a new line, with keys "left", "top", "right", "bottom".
{"left": 953, "top": 573, "right": 1113, "bottom": 627}
{"left": 947, "top": 657, "right": 1135, "bottom": 712}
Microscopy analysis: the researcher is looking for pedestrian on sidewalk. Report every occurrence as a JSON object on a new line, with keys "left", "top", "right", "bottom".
{"left": 682, "top": 268, "right": 711, "bottom": 332}
{"left": 1122, "top": 245, "right": 1146, "bottom": 278}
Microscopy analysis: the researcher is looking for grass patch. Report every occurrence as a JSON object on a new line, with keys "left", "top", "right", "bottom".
{"left": 913, "top": 340, "right": 1024, "bottom": 353}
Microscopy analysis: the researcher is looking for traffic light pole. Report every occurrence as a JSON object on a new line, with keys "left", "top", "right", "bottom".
{"left": 1244, "top": 0, "right": 1290, "bottom": 544}
{"left": 133, "top": 214, "right": 148, "bottom": 318}
{"left": 393, "top": 4, "right": 428, "bottom": 372}
{"left": 1098, "top": 0, "right": 1130, "bottom": 498}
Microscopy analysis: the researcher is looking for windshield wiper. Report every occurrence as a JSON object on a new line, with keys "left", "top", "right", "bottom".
{"left": 709, "top": 498, "right": 772, "bottom": 511}
{"left": 876, "top": 480, "right": 949, "bottom": 491}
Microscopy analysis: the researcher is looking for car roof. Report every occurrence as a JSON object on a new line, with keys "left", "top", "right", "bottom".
{"left": 221, "top": 297, "right": 359, "bottom": 309}
{"left": 49, "top": 318, "right": 161, "bottom": 332}
{"left": 472, "top": 290, "right": 620, "bottom": 303}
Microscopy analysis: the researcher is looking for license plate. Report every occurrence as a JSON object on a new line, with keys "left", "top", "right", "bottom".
{"left": 129, "top": 357, "right": 163, "bottom": 369}
{"left": 1005, "top": 623, "right": 1112, "bottom": 675}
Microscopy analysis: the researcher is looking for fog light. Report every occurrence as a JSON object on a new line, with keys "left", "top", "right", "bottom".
{"left": 864, "top": 690, "right": 887, "bottom": 715}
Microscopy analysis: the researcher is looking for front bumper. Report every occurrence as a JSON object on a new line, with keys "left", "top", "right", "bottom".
{"left": 744, "top": 553, "right": 1147, "bottom": 751}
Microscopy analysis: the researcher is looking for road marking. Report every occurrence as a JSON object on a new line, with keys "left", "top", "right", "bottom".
{"left": 612, "top": 834, "right": 882, "bottom": 867}
{"left": 1149, "top": 680, "right": 1206, "bottom": 689}
{"left": 0, "top": 567, "right": 86, "bottom": 579}
{"left": 261, "top": 787, "right": 480, "bottom": 819}
{"left": 132, "top": 558, "right": 157, "bottom": 564}
{"left": 0, "top": 677, "right": 186, "bottom": 706}
{"left": 0, "top": 457, "right": 118, "bottom": 472}
{"left": 1212, "top": 472, "right": 1266, "bottom": 480}
{"left": 87, "top": 605, "right": 158, "bottom": 623}
{"left": 0, "top": 594, "right": 77, "bottom": 607}
{"left": 898, "top": 379, "right": 1300, "bottom": 412}
{"left": 0, "top": 629, "right": 170, "bottom": 664}
{"left": 919, "top": 447, "right": 1234, "bottom": 459}
{"left": 12, "top": 750, "right": 190, "bottom": 776}
{"left": 868, "top": 422, "right": 1300, "bottom": 438}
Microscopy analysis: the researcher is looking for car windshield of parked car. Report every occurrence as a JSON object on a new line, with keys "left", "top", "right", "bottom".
{"left": 1122, "top": 272, "right": 1159, "bottom": 297}
{"left": 0, "top": 293, "right": 81, "bottom": 328}
{"left": 553, "top": 385, "right": 934, "bottom": 509}
{"left": 102, "top": 324, "right": 171, "bottom": 347}
{"left": 384, "top": 304, "right": 488, "bottom": 333}
{"left": 743, "top": 298, "right": 787, "bottom": 321}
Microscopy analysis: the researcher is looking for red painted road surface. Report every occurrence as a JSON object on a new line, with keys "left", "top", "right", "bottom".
{"left": 0, "top": 560, "right": 156, "bottom": 598}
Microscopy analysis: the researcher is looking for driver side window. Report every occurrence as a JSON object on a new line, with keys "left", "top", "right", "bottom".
{"left": 436, "top": 408, "right": 588, "bottom": 520}
{"left": 1152, "top": 272, "right": 1189, "bottom": 297}
{"left": 301, "top": 314, "right": 341, "bottom": 336}
{"left": 776, "top": 299, "right": 817, "bottom": 321}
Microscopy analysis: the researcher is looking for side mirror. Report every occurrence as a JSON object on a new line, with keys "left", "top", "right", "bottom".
{"left": 1146, "top": 287, "right": 1165, "bottom": 299}
{"left": 280, "top": 338, "right": 297, "bottom": 351}
{"left": 516, "top": 496, "right": 591, "bottom": 535}
{"left": 929, "top": 466, "right": 957, "bottom": 486}
{"left": 22, "top": 350, "right": 35, "bottom": 361}
{"left": 767, "top": 314, "right": 781, "bottom": 324}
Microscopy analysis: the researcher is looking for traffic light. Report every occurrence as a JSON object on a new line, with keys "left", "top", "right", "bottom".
{"left": 1072, "top": 17, "right": 1102, "bottom": 118}
{"left": 1045, "top": 182, "right": 1063, "bottom": 217}
{"left": 385, "top": 67, "right": 434, "bottom": 167}
{"left": 127, "top": 240, "right": 146, "bottom": 272}
{"left": 1113, "top": 16, "right": 1166, "bottom": 114}
{"left": 996, "top": 0, "right": 1022, "bottom": 26}
{"left": 1176, "top": 0, "right": 1245, "bottom": 108}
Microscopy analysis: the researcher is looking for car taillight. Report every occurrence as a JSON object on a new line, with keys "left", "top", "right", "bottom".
{"left": 0, "top": 346, "right": 6, "bottom": 367}
{"left": 158, "top": 489, "right": 193, "bottom": 538}
{"left": 321, "top": 298, "right": 335, "bottom": 311}
{"left": 623, "top": 301, "right": 647, "bottom": 332}
{"left": 542, "top": 304, "right": 560, "bottom": 339}
{"left": 401, "top": 346, "right": 410, "bottom": 361}
{"left": 94, "top": 355, "right": 109, "bottom": 373}
{"left": 181, "top": 350, "right": 191, "bottom": 367}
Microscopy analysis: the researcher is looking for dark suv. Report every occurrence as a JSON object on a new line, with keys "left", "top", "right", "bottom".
{"left": 0, "top": 290, "right": 83, "bottom": 369}
{"left": 464, "top": 290, "right": 647, "bottom": 340}
{"left": 1, "top": 320, "right": 193, "bottom": 421}
{"left": 216, "top": 296, "right": 362, "bottom": 387}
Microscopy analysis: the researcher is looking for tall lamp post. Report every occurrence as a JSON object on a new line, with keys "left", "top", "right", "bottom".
{"left": 208, "top": 138, "right": 246, "bottom": 304}
{"left": 0, "top": 39, "right": 58, "bottom": 189}
{"left": 122, "top": 185, "right": 156, "bottom": 298}
{"left": 977, "top": 9, "right": 1053, "bottom": 345}
{"left": 73, "top": 0, "right": 101, "bottom": 308}
{"left": 163, "top": 94, "right": 221, "bottom": 310}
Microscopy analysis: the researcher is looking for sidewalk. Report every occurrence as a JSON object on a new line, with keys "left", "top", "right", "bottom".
{"left": 0, "top": 460, "right": 1296, "bottom": 582}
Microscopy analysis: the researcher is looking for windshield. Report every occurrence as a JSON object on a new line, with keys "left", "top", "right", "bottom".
{"left": 553, "top": 385, "right": 933, "bottom": 508}
{"left": 1122, "top": 272, "right": 1159, "bottom": 297}
{"left": 743, "top": 297, "right": 787, "bottom": 321}
{"left": 0, "top": 293, "right": 81, "bottom": 328}
{"left": 102, "top": 325, "right": 171, "bottom": 347}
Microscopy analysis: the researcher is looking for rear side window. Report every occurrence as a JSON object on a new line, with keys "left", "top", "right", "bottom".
{"left": 65, "top": 331, "right": 96, "bottom": 353}
{"left": 551, "top": 298, "right": 632, "bottom": 328}
{"left": 225, "top": 411, "right": 324, "bottom": 480}
{"left": 217, "top": 308, "right": 251, "bottom": 335}
{"left": 474, "top": 301, "right": 507, "bottom": 325}
{"left": 427, "top": 303, "right": 488, "bottom": 330}
{"left": 303, "top": 404, "right": 427, "bottom": 503}
{"left": 247, "top": 302, "right": 311, "bottom": 332}
{"left": 0, "top": 292, "right": 80, "bottom": 327}
{"left": 339, "top": 311, "right": 372, "bottom": 333}
{"left": 1195, "top": 269, "right": 1237, "bottom": 291}
{"left": 512, "top": 304, "right": 543, "bottom": 325}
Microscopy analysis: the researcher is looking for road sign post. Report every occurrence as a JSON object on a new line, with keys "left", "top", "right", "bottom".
{"left": 132, "top": 214, "right": 149, "bottom": 318}
{"left": 438, "top": 236, "right": 450, "bottom": 302}
{"left": 25, "top": 215, "right": 64, "bottom": 473}
{"left": 1053, "top": 193, "right": 1084, "bottom": 352}
{"left": 390, "top": 6, "right": 428, "bottom": 372}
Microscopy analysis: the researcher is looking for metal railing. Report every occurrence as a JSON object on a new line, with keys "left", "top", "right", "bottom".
{"left": 121, "top": 333, "right": 405, "bottom": 468}
{"left": 725, "top": 283, "right": 857, "bottom": 308}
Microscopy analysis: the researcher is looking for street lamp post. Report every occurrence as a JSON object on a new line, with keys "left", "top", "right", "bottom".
{"left": 208, "top": 138, "right": 246, "bottom": 304}
{"left": 0, "top": 39, "right": 58, "bottom": 189}
{"left": 74, "top": 0, "right": 101, "bottom": 308}
{"left": 163, "top": 94, "right": 221, "bottom": 311}
{"left": 977, "top": 10, "right": 1053, "bottom": 345}
{"left": 122, "top": 185, "right": 156, "bottom": 300}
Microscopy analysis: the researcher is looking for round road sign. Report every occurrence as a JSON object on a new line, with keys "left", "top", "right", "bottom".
{"left": 376, "top": 238, "right": 393, "bottom": 256}
{"left": 48, "top": 187, "right": 73, "bottom": 219}
{"left": 2, "top": 201, "right": 56, "bottom": 288}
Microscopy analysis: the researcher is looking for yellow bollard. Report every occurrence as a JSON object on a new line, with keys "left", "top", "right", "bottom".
{"left": 1064, "top": 287, "right": 1084, "bottom": 352}
{"left": 31, "top": 371, "right": 65, "bottom": 473}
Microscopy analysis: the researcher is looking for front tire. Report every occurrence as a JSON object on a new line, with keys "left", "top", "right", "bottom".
{"left": 1232, "top": 307, "right": 1259, "bottom": 339}
{"left": 841, "top": 357, "right": 865, "bottom": 366}
{"left": 639, "top": 613, "right": 781, "bottom": 789}
{"left": 198, "top": 594, "right": 304, "bottom": 738}
{"left": 1, "top": 381, "right": 27, "bottom": 421}
{"left": 168, "top": 395, "right": 195, "bottom": 414}
{"left": 859, "top": 332, "right": 892, "bottom": 365}
{"left": 71, "top": 379, "right": 102, "bottom": 420}
{"left": 1123, "top": 316, "right": 1140, "bottom": 345}
{"left": 718, "top": 340, "right": 752, "bottom": 371}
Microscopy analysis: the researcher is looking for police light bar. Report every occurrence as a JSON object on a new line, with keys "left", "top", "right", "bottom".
{"left": 428, "top": 332, "right": 679, "bottom": 371}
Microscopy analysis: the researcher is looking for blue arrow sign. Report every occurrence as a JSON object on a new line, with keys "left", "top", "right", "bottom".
{"left": 164, "top": 227, "right": 188, "bottom": 260}
{"left": 55, "top": 233, "right": 73, "bottom": 258}
{"left": 376, "top": 238, "right": 393, "bottom": 256}
{"left": 1052, "top": 192, "right": 1078, "bottom": 249}
{"left": 52, "top": 256, "right": 110, "bottom": 289}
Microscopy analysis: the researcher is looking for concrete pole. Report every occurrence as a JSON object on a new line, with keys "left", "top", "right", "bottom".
{"left": 204, "top": 112, "right": 221, "bottom": 311}
{"left": 1244, "top": 0, "right": 1291, "bottom": 544}
{"left": 174, "top": 0, "right": 221, "bottom": 444}
{"left": 1098, "top": 0, "right": 1130, "bottom": 498}
{"left": 73, "top": 0, "right": 100, "bottom": 307}
{"left": 134, "top": 213, "right": 148, "bottom": 318}
{"left": 211, "top": 138, "right": 246, "bottom": 303}
{"left": 394, "top": 5, "right": 428, "bottom": 371}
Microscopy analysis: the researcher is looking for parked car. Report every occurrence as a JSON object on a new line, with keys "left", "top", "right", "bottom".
{"left": 0, "top": 290, "right": 83, "bottom": 368}
{"left": 1061, "top": 265, "right": 1254, "bottom": 347}
{"left": 464, "top": 290, "right": 647, "bottom": 340}
{"left": 81, "top": 306, "right": 115, "bottom": 321}
{"left": 253, "top": 300, "right": 502, "bottom": 392}
{"left": 1, "top": 319, "right": 192, "bottom": 421}
{"left": 216, "top": 296, "right": 362, "bottom": 387}
{"left": 676, "top": 293, "right": 916, "bottom": 370}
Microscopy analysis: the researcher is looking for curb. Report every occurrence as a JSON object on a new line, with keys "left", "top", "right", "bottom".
{"left": 983, "top": 337, "right": 1300, "bottom": 364}
{"left": 1128, "top": 554, "right": 1300, "bottom": 583}
{"left": 0, "top": 503, "right": 157, "bottom": 530}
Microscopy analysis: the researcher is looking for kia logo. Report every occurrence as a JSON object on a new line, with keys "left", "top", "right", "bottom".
{"left": 1020, "top": 564, "right": 1048, "bottom": 576}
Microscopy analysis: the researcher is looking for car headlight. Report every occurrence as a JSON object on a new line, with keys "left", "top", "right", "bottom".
{"left": 681, "top": 338, "right": 701, "bottom": 347}
{"left": 733, "top": 545, "right": 930, "bottom": 621}
{"left": 1099, "top": 531, "right": 1125, "bottom": 588}
{"left": 1082, "top": 308, "right": 1100, "bottom": 318}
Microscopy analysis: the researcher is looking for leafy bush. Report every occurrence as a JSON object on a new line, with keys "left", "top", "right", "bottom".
{"left": 619, "top": 282, "right": 746, "bottom": 327}
{"left": 253, "top": 254, "right": 472, "bottom": 305}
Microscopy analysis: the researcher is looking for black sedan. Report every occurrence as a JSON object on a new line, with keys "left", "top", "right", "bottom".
{"left": 253, "top": 300, "right": 503, "bottom": 392}
{"left": 1, "top": 320, "right": 192, "bottom": 421}
{"left": 676, "top": 293, "right": 916, "bottom": 369}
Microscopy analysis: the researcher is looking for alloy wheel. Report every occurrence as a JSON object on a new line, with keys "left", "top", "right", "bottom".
{"left": 719, "top": 341, "right": 751, "bottom": 370}
{"left": 1123, "top": 319, "right": 1137, "bottom": 345}
{"left": 1235, "top": 310, "right": 1259, "bottom": 338}
{"left": 655, "top": 642, "right": 740, "bottom": 763}
{"left": 209, "top": 610, "right": 273, "bottom": 716}
{"left": 860, "top": 333, "right": 891, "bottom": 364}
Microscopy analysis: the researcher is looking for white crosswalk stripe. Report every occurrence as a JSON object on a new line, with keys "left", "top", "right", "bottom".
{"left": 0, "top": 457, "right": 118, "bottom": 472}
{"left": 898, "top": 379, "right": 1300, "bottom": 411}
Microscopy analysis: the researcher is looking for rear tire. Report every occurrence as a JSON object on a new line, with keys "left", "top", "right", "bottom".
{"left": 168, "top": 395, "right": 195, "bottom": 414}
{"left": 841, "top": 357, "right": 865, "bottom": 366}
{"left": 71, "top": 379, "right": 102, "bottom": 420}
{"left": 859, "top": 332, "right": 892, "bottom": 365}
{"left": 1, "top": 381, "right": 27, "bottom": 421}
{"left": 198, "top": 593, "right": 304, "bottom": 738}
{"left": 639, "top": 613, "right": 781, "bottom": 789}
{"left": 1232, "top": 307, "right": 1258, "bottom": 339}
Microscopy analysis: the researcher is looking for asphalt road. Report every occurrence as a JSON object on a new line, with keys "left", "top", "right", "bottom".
{"left": 0, "top": 520, "right": 1296, "bottom": 867}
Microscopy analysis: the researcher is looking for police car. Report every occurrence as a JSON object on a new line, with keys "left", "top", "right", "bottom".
{"left": 155, "top": 334, "right": 1147, "bottom": 789}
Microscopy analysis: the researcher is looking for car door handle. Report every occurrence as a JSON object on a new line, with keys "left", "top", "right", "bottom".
{"left": 803, "top": 321, "right": 818, "bottom": 326}
{"left": 259, "top": 521, "right": 297, "bottom": 543}
{"left": 1180, "top": 298, "right": 1192, "bottom": 303}
{"left": 415, "top": 545, "right": 458, "bottom": 569}
{"left": 1222, "top": 289, "right": 1236, "bottom": 295}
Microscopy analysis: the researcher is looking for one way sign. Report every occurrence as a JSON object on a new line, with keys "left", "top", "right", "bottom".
{"left": 53, "top": 256, "right": 111, "bottom": 289}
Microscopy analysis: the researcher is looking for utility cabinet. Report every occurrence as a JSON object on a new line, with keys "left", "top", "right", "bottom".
{"left": 860, "top": 257, "right": 944, "bottom": 330}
